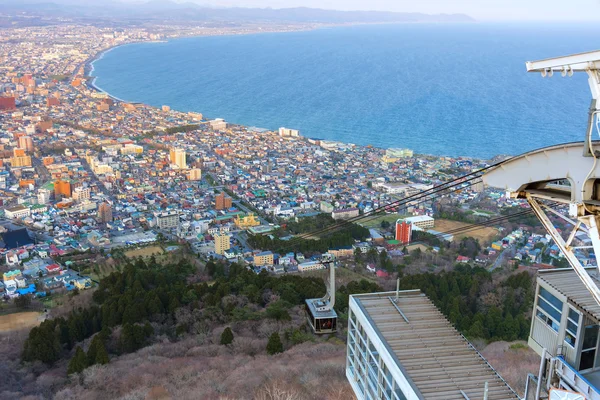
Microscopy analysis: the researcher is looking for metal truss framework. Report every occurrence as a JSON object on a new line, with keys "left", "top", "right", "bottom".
{"left": 484, "top": 50, "right": 600, "bottom": 307}
{"left": 527, "top": 194, "right": 600, "bottom": 305}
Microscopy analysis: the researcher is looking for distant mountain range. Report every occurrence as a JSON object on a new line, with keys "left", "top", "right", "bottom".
{"left": 0, "top": 0, "right": 475, "bottom": 24}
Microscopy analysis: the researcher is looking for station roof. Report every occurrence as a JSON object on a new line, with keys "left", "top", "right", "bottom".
{"left": 352, "top": 290, "right": 518, "bottom": 400}
{"left": 538, "top": 267, "right": 600, "bottom": 322}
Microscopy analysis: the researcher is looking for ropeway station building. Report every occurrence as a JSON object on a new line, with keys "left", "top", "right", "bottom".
{"left": 528, "top": 267, "right": 600, "bottom": 399}
{"left": 346, "top": 290, "right": 519, "bottom": 400}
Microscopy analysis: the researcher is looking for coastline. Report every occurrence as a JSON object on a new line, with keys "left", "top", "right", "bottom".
{"left": 85, "top": 41, "right": 151, "bottom": 103}
{"left": 83, "top": 20, "right": 473, "bottom": 103}
{"left": 82, "top": 23, "right": 496, "bottom": 161}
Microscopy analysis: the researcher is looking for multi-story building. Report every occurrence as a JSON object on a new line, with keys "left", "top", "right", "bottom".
{"left": 395, "top": 220, "right": 412, "bottom": 244}
{"left": 169, "top": 148, "right": 187, "bottom": 169}
{"left": 254, "top": 251, "right": 274, "bottom": 266}
{"left": 120, "top": 144, "right": 144, "bottom": 155}
{"left": 54, "top": 180, "right": 71, "bottom": 198}
{"left": 403, "top": 215, "right": 435, "bottom": 230}
{"left": 10, "top": 148, "right": 31, "bottom": 167}
{"left": 382, "top": 148, "right": 414, "bottom": 163}
{"left": 187, "top": 168, "right": 202, "bottom": 181}
{"left": 346, "top": 290, "right": 518, "bottom": 400}
{"left": 278, "top": 127, "right": 300, "bottom": 137}
{"left": 214, "top": 233, "right": 231, "bottom": 255}
{"left": 209, "top": 118, "right": 227, "bottom": 131}
{"left": 72, "top": 186, "right": 91, "bottom": 201}
{"left": 37, "top": 188, "right": 51, "bottom": 204}
{"left": 215, "top": 192, "right": 233, "bottom": 211}
{"left": 155, "top": 211, "right": 179, "bottom": 230}
{"left": 18, "top": 136, "right": 34, "bottom": 153}
{"left": 298, "top": 261, "right": 326, "bottom": 272}
{"left": 4, "top": 205, "right": 31, "bottom": 219}
{"left": 332, "top": 208, "right": 360, "bottom": 220}
{"left": 98, "top": 202, "right": 113, "bottom": 223}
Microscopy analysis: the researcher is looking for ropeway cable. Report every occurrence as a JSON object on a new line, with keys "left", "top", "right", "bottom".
{"left": 287, "top": 175, "right": 483, "bottom": 245}
{"left": 276, "top": 201, "right": 553, "bottom": 255}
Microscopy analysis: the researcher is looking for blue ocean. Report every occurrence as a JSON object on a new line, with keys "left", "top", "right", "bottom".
{"left": 91, "top": 23, "right": 600, "bottom": 159}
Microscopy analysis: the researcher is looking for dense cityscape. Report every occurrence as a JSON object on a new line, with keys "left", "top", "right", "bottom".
{"left": 0, "top": 10, "right": 597, "bottom": 400}
{"left": 0, "top": 23, "right": 564, "bottom": 294}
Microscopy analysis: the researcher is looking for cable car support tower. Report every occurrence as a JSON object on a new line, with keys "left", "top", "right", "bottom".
{"left": 483, "top": 50, "right": 600, "bottom": 305}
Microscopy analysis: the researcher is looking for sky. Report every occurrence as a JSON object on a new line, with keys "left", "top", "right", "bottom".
{"left": 189, "top": 0, "right": 600, "bottom": 21}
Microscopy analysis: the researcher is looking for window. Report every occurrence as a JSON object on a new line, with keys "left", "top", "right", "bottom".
{"left": 536, "top": 287, "right": 563, "bottom": 332}
{"left": 564, "top": 308, "right": 580, "bottom": 347}
{"left": 538, "top": 297, "right": 562, "bottom": 322}
{"left": 539, "top": 287, "right": 563, "bottom": 312}
{"left": 536, "top": 309, "right": 559, "bottom": 332}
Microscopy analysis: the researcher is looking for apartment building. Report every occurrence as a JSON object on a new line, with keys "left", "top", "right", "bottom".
{"left": 214, "top": 233, "right": 231, "bottom": 255}
{"left": 254, "top": 251, "right": 274, "bottom": 266}
{"left": 154, "top": 211, "right": 179, "bottom": 230}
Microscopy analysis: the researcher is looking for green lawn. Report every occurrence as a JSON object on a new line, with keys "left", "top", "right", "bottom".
{"left": 359, "top": 214, "right": 402, "bottom": 229}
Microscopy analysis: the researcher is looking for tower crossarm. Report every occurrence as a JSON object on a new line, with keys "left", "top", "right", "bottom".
{"left": 527, "top": 50, "right": 600, "bottom": 156}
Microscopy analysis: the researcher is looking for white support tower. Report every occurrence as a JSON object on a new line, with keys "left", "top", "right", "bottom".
{"left": 484, "top": 50, "right": 600, "bottom": 306}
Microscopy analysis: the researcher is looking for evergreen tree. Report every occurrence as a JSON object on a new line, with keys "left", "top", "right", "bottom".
{"left": 266, "top": 332, "right": 283, "bottom": 355}
{"left": 22, "top": 321, "right": 62, "bottom": 364}
{"left": 67, "top": 346, "right": 88, "bottom": 375}
{"left": 87, "top": 335, "right": 109, "bottom": 366}
{"left": 266, "top": 301, "right": 292, "bottom": 321}
{"left": 87, "top": 336, "right": 99, "bottom": 365}
{"left": 94, "top": 340, "right": 109, "bottom": 365}
{"left": 467, "top": 320, "right": 485, "bottom": 339}
{"left": 220, "top": 327, "right": 234, "bottom": 346}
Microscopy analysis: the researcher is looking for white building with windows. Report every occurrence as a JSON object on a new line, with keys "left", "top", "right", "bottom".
{"left": 346, "top": 290, "right": 518, "bottom": 400}
{"left": 154, "top": 211, "right": 180, "bottom": 230}
{"left": 4, "top": 205, "right": 31, "bottom": 219}
{"left": 278, "top": 127, "right": 300, "bottom": 137}
{"left": 72, "top": 186, "right": 91, "bottom": 202}
{"left": 402, "top": 215, "right": 435, "bottom": 230}
{"left": 528, "top": 268, "right": 600, "bottom": 399}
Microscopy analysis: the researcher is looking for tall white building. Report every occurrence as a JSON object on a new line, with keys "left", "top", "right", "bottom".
{"left": 72, "top": 186, "right": 91, "bottom": 202}
{"left": 346, "top": 290, "right": 518, "bottom": 400}
{"left": 155, "top": 211, "right": 180, "bottom": 230}
{"left": 37, "top": 188, "right": 51, "bottom": 204}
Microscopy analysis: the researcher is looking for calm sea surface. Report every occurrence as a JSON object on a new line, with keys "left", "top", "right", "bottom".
{"left": 92, "top": 23, "right": 600, "bottom": 159}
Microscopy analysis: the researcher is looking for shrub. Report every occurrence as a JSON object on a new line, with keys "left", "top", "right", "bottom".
{"left": 220, "top": 327, "right": 234, "bottom": 346}
{"left": 266, "top": 333, "right": 283, "bottom": 355}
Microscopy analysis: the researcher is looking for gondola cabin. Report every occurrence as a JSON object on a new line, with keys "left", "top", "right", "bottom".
{"left": 305, "top": 298, "right": 337, "bottom": 334}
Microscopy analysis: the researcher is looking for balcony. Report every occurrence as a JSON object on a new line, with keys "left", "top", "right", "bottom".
{"left": 555, "top": 356, "right": 600, "bottom": 400}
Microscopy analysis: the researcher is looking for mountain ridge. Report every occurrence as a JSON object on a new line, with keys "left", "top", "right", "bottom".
{"left": 0, "top": 1, "right": 476, "bottom": 24}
